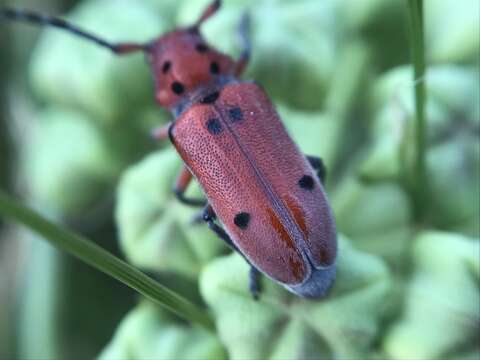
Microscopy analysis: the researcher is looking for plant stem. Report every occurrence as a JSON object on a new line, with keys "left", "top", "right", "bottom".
{"left": 407, "top": 0, "right": 427, "bottom": 219}
{"left": 0, "top": 190, "right": 215, "bottom": 332}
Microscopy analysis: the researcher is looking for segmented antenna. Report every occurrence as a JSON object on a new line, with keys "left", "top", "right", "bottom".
{"left": 0, "top": 7, "right": 147, "bottom": 55}
{"left": 192, "top": 0, "right": 221, "bottom": 30}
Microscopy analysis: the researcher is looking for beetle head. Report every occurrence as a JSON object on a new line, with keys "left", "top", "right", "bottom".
{"left": 146, "top": 1, "right": 235, "bottom": 109}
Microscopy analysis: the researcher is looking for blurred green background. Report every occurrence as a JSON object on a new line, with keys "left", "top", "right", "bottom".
{"left": 0, "top": 0, "right": 478, "bottom": 359}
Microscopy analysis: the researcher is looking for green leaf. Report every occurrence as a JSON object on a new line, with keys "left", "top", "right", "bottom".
{"left": 427, "top": 135, "right": 480, "bottom": 237}
{"left": 0, "top": 190, "right": 215, "bottom": 332}
{"left": 384, "top": 231, "right": 480, "bottom": 359}
{"left": 100, "top": 301, "right": 226, "bottom": 360}
{"left": 200, "top": 235, "right": 392, "bottom": 359}
{"left": 362, "top": 65, "right": 479, "bottom": 236}
{"left": 22, "top": 107, "right": 120, "bottom": 217}
{"left": 332, "top": 179, "right": 412, "bottom": 269}
{"left": 339, "top": 0, "right": 403, "bottom": 32}
{"left": 425, "top": 0, "right": 480, "bottom": 63}
{"left": 362, "top": 65, "right": 476, "bottom": 180}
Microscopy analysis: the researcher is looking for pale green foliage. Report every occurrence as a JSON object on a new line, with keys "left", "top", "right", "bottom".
{"left": 24, "top": 108, "right": 120, "bottom": 216}
{"left": 11, "top": 0, "right": 479, "bottom": 358}
{"left": 362, "top": 66, "right": 479, "bottom": 236}
{"left": 332, "top": 179, "right": 412, "bottom": 269}
{"left": 385, "top": 232, "right": 480, "bottom": 359}
{"left": 100, "top": 302, "right": 226, "bottom": 360}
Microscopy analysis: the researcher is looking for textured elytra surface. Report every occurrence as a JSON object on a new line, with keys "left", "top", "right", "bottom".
{"left": 171, "top": 82, "right": 336, "bottom": 285}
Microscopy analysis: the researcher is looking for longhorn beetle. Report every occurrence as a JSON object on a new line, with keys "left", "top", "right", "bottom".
{"left": 1, "top": 0, "right": 337, "bottom": 299}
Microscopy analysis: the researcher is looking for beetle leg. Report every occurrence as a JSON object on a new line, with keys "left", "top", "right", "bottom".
{"left": 201, "top": 205, "right": 238, "bottom": 250}
{"left": 202, "top": 205, "right": 263, "bottom": 300}
{"left": 249, "top": 266, "right": 262, "bottom": 300}
{"left": 173, "top": 167, "right": 207, "bottom": 207}
{"left": 151, "top": 122, "right": 173, "bottom": 140}
{"left": 233, "top": 13, "right": 251, "bottom": 76}
{"left": 306, "top": 155, "right": 327, "bottom": 185}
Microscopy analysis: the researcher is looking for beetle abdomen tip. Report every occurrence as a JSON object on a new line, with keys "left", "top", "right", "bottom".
{"left": 286, "top": 265, "right": 336, "bottom": 299}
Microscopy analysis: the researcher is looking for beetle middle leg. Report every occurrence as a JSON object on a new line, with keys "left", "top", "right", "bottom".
{"left": 173, "top": 166, "right": 207, "bottom": 207}
{"left": 307, "top": 155, "right": 327, "bottom": 185}
{"left": 201, "top": 204, "right": 262, "bottom": 299}
{"left": 233, "top": 13, "right": 251, "bottom": 76}
{"left": 249, "top": 266, "right": 262, "bottom": 300}
{"left": 201, "top": 204, "right": 238, "bottom": 250}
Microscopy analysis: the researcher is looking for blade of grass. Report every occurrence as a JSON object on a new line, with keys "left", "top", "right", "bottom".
{"left": 407, "top": 0, "right": 428, "bottom": 219}
{"left": 0, "top": 190, "right": 215, "bottom": 332}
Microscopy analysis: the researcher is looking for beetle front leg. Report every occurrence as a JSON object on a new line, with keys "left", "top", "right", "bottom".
{"left": 306, "top": 155, "right": 327, "bottom": 185}
{"left": 202, "top": 204, "right": 263, "bottom": 300}
{"left": 173, "top": 167, "right": 207, "bottom": 207}
{"left": 233, "top": 13, "right": 251, "bottom": 76}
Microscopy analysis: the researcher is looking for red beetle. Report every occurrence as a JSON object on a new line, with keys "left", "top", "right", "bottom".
{"left": 1, "top": 0, "right": 337, "bottom": 299}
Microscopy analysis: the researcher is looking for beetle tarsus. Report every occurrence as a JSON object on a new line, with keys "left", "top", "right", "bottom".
{"left": 307, "top": 155, "right": 327, "bottom": 184}
{"left": 249, "top": 266, "right": 262, "bottom": 300}
{"left": 174, "top": 188, "right": 207, "bottom": 207}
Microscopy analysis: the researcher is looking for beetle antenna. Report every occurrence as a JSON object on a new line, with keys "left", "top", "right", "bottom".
{"left": 0, "top": 7, "right": 148, "bottom": 55}
{"left": 192, "top": 0, "right": 221, "bottom": 30}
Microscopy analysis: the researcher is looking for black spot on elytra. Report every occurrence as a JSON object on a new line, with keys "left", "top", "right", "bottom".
{"left": 200, "top": 91, "right": 219, "bottom": 104}
{"left": 171, "top": 82, "right": 185, "bottom": 95}
{"left": 228, "top": 107, "right": 243, "bottom": 122}
{"left": 206, "top": 118, "right": 222, "bottom": 135}
{"left": 234, "top": 212, "right": 250, "bottom": 229}
{"left": 196, "top": 43, "right": 208, "bottom": 53}
{"left": 210, "top": 61, "right": 220, "bottom": 74}
{"left": 162, "top": 61, "right": 171, "bottom": 73}
{"left": 298, "top": 175, "right": 314, "bottom": 190}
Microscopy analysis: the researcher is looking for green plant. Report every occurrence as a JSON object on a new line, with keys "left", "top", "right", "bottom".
{"left": 1, "top": 0, "right": 478, "bottom": 359}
